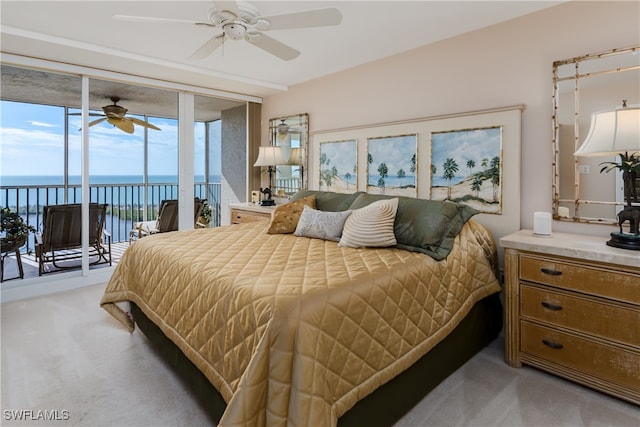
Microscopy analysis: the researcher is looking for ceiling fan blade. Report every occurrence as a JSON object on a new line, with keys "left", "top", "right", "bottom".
{"left": 258, "top": 8, "right": 342, "bottom": 30}
{"left": 247, "top": 33, "right": 300, "bottom": 61}
{"left": 112, "top": 14, "right": 210, "bottom": 26}
{"left": 213, "top": 1, "right": 238, "bottom": 16}
{"left": 189, "top": 34, "right": 224, "bottom": 60}
{"left": 130, "top": 117, "right": 161, "bottom": 131}
{"left": 107, "top": 117, "right": 135, "bottom": 134}
{"left": 88, "top": 117, "right": 108, "bottom": 127}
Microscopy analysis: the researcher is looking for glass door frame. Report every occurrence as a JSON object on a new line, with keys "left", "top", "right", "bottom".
{"left": 0, "top": 53, "right": 261, "bottom": 301}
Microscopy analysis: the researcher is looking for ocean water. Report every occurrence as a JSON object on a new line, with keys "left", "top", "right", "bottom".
{"left": 362, "top": 174, "right": 466, "bottom": 187}
{"left": 0, "top": 175, "right": 220, "bottom": 186}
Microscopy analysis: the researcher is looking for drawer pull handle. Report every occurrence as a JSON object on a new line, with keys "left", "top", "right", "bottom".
{"left": 540, "top": 268, "right": 562, "bottom": 276}
{"left": 542, "top": 339, "right": 563, "bottom": 350}
{"left": 541, "top": 301, "right": 562, "bottom": 311}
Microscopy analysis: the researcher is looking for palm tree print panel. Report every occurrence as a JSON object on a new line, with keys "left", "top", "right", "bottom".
{"left": 430, "top": 126, "right": 503, "bottom": 214}
{"left": 366, "top": 134, "right": 417, "bottom": 197}
{"left": 319, "top": 140, "right": 357, "bottom": 193}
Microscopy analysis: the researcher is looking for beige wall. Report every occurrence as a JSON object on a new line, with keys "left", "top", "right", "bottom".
{"left": 261, "top": 1, "right": 640, "bottom": 238}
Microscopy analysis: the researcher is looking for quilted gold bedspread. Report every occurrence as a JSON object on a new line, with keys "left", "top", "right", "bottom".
{"left": 101, "top": 220, "right": 500, "bottom": 427}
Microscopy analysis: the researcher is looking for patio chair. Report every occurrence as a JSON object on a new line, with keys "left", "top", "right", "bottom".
{"left": 1, "top": 238, "right": 25, "bottom": 282}
{"left": 35, "top": 203, "right": 112, "bottom": 276}
{"left": 129, "top": 198, "right": 205, "bottom": 242}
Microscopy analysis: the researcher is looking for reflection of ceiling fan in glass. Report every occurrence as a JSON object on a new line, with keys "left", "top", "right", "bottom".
{"left": 277, "top": 119, "right": 302, "bottom": 135}
{"left": 277, "top": 119, "right": 290, "bottom": 134}
{"left": 114, "top": 1, "right": 342, "bottom": 61}
{"left": 76, "top": 97, "right": 161, "bottom": 134}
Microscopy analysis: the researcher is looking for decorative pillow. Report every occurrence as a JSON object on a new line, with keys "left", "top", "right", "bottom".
{"left": 289, "top": 190, "right": 363, "bottom": 212}
{"left": 267, "top": 195, "right": 316, "bottom": 234}
{"left": 293, "top": 206, "right": 352, "bottom": 241}
{"left": 338, "top": 198, "right": 399, "bottom": 248}
{"left": 348, "top": 193, "right": 478, "bottom": 260}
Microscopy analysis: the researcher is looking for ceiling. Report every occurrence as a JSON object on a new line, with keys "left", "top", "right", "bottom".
{"left": 0, "top": 1, "right": 565, "bottom": 95}
{"left": 0, "top": 64, "right": 245, "bottom": 122}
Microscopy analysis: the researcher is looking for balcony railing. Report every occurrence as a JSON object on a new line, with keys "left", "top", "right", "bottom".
{"left": 1, "top": 181, "right": 222, "bottom": 253}
{"left": 274, "top": 177, "right": 300, "bottom": 196}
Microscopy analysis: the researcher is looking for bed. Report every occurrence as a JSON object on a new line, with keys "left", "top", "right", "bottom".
{"left": 101, "top": 191, "right": 503, "bottom": 426}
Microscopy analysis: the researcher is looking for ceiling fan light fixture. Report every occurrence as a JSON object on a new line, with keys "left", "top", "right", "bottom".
{"left": 223, "top": 23, "right": 246, "bottom": 40}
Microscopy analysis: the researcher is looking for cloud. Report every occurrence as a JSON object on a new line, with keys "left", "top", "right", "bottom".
{"left": 29, "top": 120, "right": 57, "bottom": 128}
{"left": 367, "top": 135, "right": 416, "bottom": 175}
{"left": 431, "top": 127, "right": 501, "bottom": 168}
{"left": 0, "top": 127, "right": 63, "bottom": 148}
{"left": 320, "top": 140, "right": 357, "bottom": 174}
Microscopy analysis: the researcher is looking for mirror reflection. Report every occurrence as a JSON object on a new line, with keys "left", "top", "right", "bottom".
{"left": 552, "top": 46, "right": 639, "bottom": 224}
{"left": 270, "top": 113, "right": 309, "bottom": 196}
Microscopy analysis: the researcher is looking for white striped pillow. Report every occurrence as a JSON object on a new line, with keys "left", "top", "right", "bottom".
{"left": 338, "top": 198, "right": 398, "bottom": 248}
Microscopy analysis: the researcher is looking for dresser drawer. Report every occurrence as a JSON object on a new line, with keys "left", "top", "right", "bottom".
{"left": 520, "top": 255, "right": 640, "bottom": 305}
{"left": 230, "top": 208, "right": 270, "bottom": 224}
{"left": 521, "top": 285, "right": 640, "bottom": 347}
{"left": 521, "top": 321, "right": 640, "bottom": 392}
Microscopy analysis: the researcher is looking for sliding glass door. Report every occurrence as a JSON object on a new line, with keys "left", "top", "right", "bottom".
{"left": 0, "top": 59, "right": 251, "bottom": 295}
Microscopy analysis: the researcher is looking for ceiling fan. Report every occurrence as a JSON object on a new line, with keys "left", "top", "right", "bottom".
{"left": 113, "top": 1, "right": 342, "bottom": 61}
{"left": 277, "top": 119, "right": 290, "bottom": 134}
{"left": 85, "top": 97, "right": 161, "bottom": 134}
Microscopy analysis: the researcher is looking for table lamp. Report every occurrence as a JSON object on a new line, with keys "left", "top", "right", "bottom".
{"left": 574, "top": 100, "right": 640, "bottom": 250}
{"left": 254, "top": 146, "right": 285, "bottom": 206}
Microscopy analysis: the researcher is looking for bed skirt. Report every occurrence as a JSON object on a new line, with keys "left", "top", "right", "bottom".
{"left": 131, "top": 292, "right": 503, "bottom": 426}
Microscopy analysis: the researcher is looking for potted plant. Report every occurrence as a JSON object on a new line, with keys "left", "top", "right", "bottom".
{"left": 1, "top": 207, "right": 36, "bottom": 250}
{"left": 197, "top": 201, "right": 213, "bottom": 228}
{"left": 599, "top": 152, "right": 640, "bottom": 207}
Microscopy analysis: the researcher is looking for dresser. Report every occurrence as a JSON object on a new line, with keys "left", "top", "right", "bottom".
{"left": 229, "top": 203, "right": 274, "bottom": 224}
{"left": 501, "top": 230, "right": 640, "bottom": 405}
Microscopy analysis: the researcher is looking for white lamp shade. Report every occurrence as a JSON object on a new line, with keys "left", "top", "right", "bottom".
{"left": 574, "top": 106, "right": 640, "bottom": 157}
{"left": 288, "top": 147, "right": 305, "bottom": 165}
{"left": 254, "top": 146, "right": 286, "bottom": 167}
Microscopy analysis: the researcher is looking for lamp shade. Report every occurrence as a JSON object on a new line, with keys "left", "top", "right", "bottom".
{"left": 254, "top": 146, "right": 286, "bottom": 167}
{"left": 288, "top": 147, "right": 305, "bottom": 165}
{"left": 574, "top": 106, "right": 640, "bottom": 157}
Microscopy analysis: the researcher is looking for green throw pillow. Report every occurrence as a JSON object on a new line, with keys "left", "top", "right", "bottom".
{"left": 348, "top": 193, "right": 478, "bottom": 260}
{"left": 290, "top": 190, "right": 364, "bottom": 212}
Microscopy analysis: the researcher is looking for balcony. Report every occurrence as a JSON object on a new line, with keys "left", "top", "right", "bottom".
{"left": 1, "top": 180, "right": 221, "bottom": 280}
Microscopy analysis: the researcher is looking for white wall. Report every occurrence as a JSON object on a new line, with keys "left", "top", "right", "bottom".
{"left": 262, "top": 1, "right": 640, "bottom": 238}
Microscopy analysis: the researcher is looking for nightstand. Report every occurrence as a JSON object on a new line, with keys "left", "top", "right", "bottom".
{"left": 501, "top": 230, "right": 640, "bottom": 405}
{"left": 229, "top": 203, "right": 274, "bottom": 224}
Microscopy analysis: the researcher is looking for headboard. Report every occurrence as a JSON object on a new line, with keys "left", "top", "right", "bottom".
{"left": 308, "top": 105, "right": 524, "bottom": 265}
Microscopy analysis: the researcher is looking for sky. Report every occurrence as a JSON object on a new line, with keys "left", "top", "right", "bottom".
{"left": 0, "top": 100, "right": 221, "bottom": 178}
{"left": 319, "top": 140, "right": 357, "bottom": 177}
{"left": 431, "top": 127, "right": 501, "bottom": 176}
{"left": 367, "top": 135, "right": 416, "bottom": 179}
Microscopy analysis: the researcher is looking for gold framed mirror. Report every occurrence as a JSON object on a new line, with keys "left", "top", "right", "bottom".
{"left": 270, "top": 113, "right": 309, "bottom": 196}
{"left": 552, "top": 45, "right": 640, "bottom": 224}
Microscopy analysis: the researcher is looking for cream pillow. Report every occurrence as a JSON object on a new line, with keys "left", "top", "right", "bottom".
{"left": 267, "top": 195, "right": 316, "bottom": 234}
{"left": 293, "top": 206, "right": 352, "bottom": 241}
{"left": 338, "top": 198, "right": 399, "bottom": 248}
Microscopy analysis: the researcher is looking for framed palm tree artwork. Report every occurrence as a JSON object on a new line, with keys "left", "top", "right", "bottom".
{"left": 430, "top": 126, "right": 503, "bottom": 214}
{"left": 318, "top": 140, "right": 357, "bottom": 193}
{"left": 366, "top": 134, "right": 417, "bottom": 197}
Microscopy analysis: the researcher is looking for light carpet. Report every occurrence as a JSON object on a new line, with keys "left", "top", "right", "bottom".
{"left": 1, "top": 284, "right": 638, "bottom": 426}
